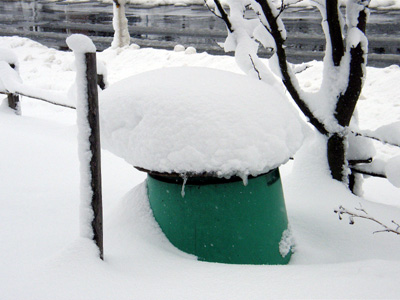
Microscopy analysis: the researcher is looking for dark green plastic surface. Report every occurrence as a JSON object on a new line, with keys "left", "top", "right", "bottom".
{"left": 146, "top": 169, "right": 291, "bottom": 265}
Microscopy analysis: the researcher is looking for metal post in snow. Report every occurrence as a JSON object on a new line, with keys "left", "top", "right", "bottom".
{"left": 66, "top": 34, "right": 103, "bottom": 260}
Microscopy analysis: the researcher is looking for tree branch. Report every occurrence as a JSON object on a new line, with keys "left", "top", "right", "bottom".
{"left": 335, "top": 5, "right": 368, "bottom": 127}
{"left": 210, "top": 0, "right": 233, "bottom": 33}
{"left": 249, "top": 55, "right": 262, "bottom": 80}
{"left": 350, "top": 167, "right": 387, "bottom": 178}
{"left": 276, "top": 1, "right": 286, "bottom": 19}
{"left": 254, "top": 0, "right": 329, "bottom": 135}
{"left": 335, "top": 44, "right": 365, "bottom": 127}
{"left": 326, "top": 0, "right": 344, "bottom": 66}
{"left": 348, "top": 158, "right": 372, "bottom": 166}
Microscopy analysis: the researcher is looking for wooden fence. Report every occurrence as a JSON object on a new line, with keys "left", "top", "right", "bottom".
{"left": 0, "top": 45, "right": 105, "bottom": 259}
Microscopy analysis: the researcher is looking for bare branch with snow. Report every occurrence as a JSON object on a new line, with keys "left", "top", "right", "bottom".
{"left": 209, "top": 0, "right": 233, "bottom": 33}
{"left": 334, "top": 204, "right": 400, "bottom": 236}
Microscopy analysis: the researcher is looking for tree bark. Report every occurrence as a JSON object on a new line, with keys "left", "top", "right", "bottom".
{"left": 326, "top": 0, "right": 344, "bottom": 66}
{"left": 327, "top": 133, "right": 346, "bottom": 182}
{"left": 335, "top": 44, "right": 364, "bottom": 127}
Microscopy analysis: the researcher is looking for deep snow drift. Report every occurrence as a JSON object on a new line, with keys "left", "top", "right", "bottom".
{"left": 1, "top": 36, "right": 400, "bottom": 299}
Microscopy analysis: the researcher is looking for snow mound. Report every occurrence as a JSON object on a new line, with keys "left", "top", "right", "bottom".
{"left": 0, "top": 47, "right": 19, "bottom": 71}
{"left": 385, "top": 156, "right": 400, "bottom": 188}
{"left": 100, "top": 67, "right": 305, "bottom": 178}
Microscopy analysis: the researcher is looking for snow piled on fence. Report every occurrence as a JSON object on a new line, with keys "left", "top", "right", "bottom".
{"left": 1, "top": 36, "right": 400, "bottom": 299}
{"left": 100, "top": 66, "right": 305, "bottom": 178}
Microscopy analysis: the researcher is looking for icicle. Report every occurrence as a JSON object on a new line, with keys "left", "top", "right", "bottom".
{"left": 181, "top": 174, "right": 188, "bottom": 198}
{"left": 238, "top": 172, "right": 249, "bottom": 186}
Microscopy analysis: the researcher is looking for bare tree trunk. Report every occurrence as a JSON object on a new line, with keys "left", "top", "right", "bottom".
{"left": 326, "top": 0, "right": 344, "bottom": 66}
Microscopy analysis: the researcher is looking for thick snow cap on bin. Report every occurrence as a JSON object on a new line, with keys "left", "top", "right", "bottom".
{"left": 100, "top": 67, "right": 305, "bottom": 178}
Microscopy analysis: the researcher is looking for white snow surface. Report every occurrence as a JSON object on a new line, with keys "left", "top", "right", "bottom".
{"left": 1, "top": 36, "right": 400, "bottom": 300}
{"left": 385, "top": 156, "right": 400, "bottom": 188}
{"left": 0, "top": 47, "right": 19, "bottom": 71}
{"left": 0, "top": 61, "right": 23, "bottom": 93}
{"left": 369, "top": 121, "right": 400, "bottom": 146}
{"left": 100, "top": 66, "right": 305, "bottom": 177}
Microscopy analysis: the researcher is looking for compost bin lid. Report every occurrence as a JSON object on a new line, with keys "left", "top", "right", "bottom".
{"left": 100, "top": 67, "right": 306, "bottom": 179}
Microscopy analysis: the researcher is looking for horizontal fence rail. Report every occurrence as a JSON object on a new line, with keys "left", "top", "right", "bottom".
{"left": 0, "top": 89, "right": 76, "bottom": 110}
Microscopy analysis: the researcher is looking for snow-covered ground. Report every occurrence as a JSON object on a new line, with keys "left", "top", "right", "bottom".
{"left": 1, "top": 36, "right": 400, "bottom": 299}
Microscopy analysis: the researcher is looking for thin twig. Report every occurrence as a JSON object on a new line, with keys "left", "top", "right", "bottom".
{"left": 276, "top": 1, "right": 286, "bottom": 19}
{"left": 212, "top": 0, "right": 234, "bottom": 33}
{"left": 277, "top": 0, "right": 305, "bottom": 18}
{"left": 293, "top": 64, "right": 311, "bottom": 74}
{"left": 334, "top": 204, "right": 400, "bottom": 236}
{"left": 204, "top": 0, "right": 222, "bottom": 19}
{"left": 249, "top": 55, "right": 262, "bottom": 80}
{"left": 348, "top": 158, "right": 372, "bottom": 166}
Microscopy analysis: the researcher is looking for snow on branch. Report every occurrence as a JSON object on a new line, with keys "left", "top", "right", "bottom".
{"left": 352, "top": 122, "right": 400, "bottom": 149}
{"left": 350, "top": 155, "right": 400, "bottom": 188}
{"left": 252, "top": 0, "right": 329, "bottom": 135}
{"left": 210, "top": 0, "right": 279, "bottom": 85}
{"left": 334, "top": 204, "right": 400, "bottom": 236}
{"left": 207, "top": 0, "right": 329, "bottom": 135}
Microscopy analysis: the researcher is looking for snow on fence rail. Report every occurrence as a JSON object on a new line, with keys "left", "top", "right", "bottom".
{"left": 0, "top": 64, "right": 107, "bottom": 113}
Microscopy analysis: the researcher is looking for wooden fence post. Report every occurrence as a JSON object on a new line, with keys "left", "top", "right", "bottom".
{"left": 85, "top": 51, "right": 104, "bottom": 260}
{"left": 7, "top": 63, "right": 20, "bottom": 115}
{"left": 67, "top": 34, "right": 103, "bottom": 260}
{"left": 7, "top": 93, "right": 20, "bottom": 115}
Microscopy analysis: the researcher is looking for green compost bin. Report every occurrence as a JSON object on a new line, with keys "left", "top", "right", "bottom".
{"left": 146, "top": 168, "right": 292, "bottom": 265}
